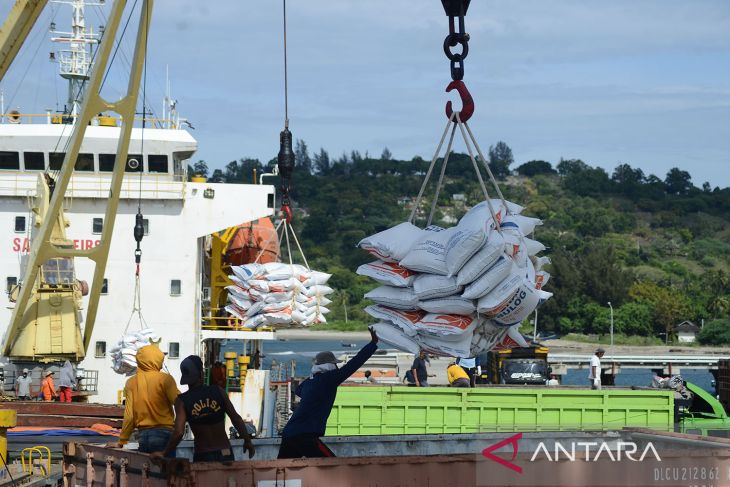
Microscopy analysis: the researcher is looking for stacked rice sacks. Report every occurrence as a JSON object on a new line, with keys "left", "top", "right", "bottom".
{"left": 225, "top": 262, "right": 333, "bottom": 328}
{"left": 357, "top": 199, "right": 552, "bottom": 358}
{"left": 109, "top": 328, "right": 161, "bottom": 375}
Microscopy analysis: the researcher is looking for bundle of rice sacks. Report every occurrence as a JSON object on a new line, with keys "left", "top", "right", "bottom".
{"left": 357, "top": 199, "right": 552, "bottom": 358}
{"left": 109, "top": 328, "right": 161, "bottom": 375}
{"left": 225, "top": 262, "right": 334, "bottom": 328}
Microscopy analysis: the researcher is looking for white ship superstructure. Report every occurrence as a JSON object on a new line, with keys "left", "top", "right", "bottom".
{"left": 0, "top": 0, "right": 275, "bottom": 403}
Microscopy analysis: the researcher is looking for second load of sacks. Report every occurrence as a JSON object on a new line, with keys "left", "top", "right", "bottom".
{"left": 225, "top": 262, "right": 334, "bottom": 328}
{"left": 357, "top": 199, "right": 552, "bottom": 358}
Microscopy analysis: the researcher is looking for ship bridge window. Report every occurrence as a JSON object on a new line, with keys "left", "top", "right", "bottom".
{"left": 99, "top": 154, "right": 115, "bottom": 172}
{"left": 168, "top": 342, "right": 180, "bottom": 359}
{"left": 49, "top": 152, "right": 65, "bottom": 171}
{"left": 101, "top": 278, "right": 109, "bottom": 294}
{"left": 24, "top": 152, "right": 45, "bottom": 170}
{"left": 0, "top": 151, "right": 20, "bottom": 170}
{"left": 14, "top": 216, "right": 26, "bottom": 233}
{"left": 126, "top": 154, "right": 143, "bottom": 173}
{"left": 75, "top": 153, "right": 94, "bottom": 171}
{"left": 95, "top": 341, "right": 106, "bottom": 358}
{"left": 148, "top": 154, "right": 168, "bottom": 173}
{"left": 92, "top": 218, "right": 103, "bottom": 234}
{"left": 170, "top": 279, "right": 181, "bottom": 296}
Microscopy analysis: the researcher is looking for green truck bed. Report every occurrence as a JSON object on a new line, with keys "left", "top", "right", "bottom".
{"left": 326, "top": 385, "right": 675, "bottom": 435}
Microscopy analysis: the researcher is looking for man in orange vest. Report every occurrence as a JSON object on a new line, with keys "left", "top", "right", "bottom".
{"left": 41, "top": 370, "right": 57, "bottom": 401}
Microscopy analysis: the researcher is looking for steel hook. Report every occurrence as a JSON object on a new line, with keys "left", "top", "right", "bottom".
{"left": 445, "top": 80, "right": 474, "bottom": 123}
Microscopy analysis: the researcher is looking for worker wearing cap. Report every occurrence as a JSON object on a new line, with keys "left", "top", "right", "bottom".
{"left": 15, "top": 368, "right": 34, "bottom": 400}
{"left": 589, "top": 348, "right": 605, "bottom": 389}
{"left": 41, "top": 370, "right": 57, "bottom": 401}
{"left": 152, "top": 355, "right": 255, "bottom": 462}
{"left": 117, "top": 345, "right": 179, "bottom": 453}
{"left": 277, "top": 326, "right": 379, "bottom": 459}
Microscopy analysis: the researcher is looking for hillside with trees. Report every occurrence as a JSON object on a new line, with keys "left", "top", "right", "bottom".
{"left": 190, "top": 141, "right": 730, "bottom": 345}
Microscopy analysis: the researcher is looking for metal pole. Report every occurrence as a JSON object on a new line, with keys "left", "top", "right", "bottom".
{"left": 533, "top": 308, "right": 538, "bottom": 341}
{"left": 608, "top": 302, "right": 614, "bottom": 348}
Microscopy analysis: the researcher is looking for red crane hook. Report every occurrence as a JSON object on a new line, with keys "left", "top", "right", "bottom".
{"left": 445, "top": 80, "right": 474, "bottom": 123}
{"left": 280, "top": 204, "right": 293, "bottom": 224}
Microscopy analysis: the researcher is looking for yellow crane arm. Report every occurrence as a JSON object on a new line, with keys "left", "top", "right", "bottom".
{"left": 2, "top": 0, "right": 156, "bottom": 361}
{"left": 0, "top": 0, "right": 48, "bottom": 82}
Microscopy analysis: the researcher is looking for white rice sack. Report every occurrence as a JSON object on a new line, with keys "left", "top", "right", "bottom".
{"left": 506, "top": 324, "right": 530, "bottom": 348}
{"left": 264, "top": 312, "right": 293, "bottom": 325}
{"left": 470, "top": 320, "right": 509, "bottom": 356}
{"left": 228, "top": 294, "right": 253, "bottom": 310}
{"left": 248, "top": 280, "right": 270, "bottom": 293}
{"left": 296, "top": 294, "right": 315, "bottom": 305}
{"left": 267, "top": 278, "right": 303, "bottom": 293}
{"left": 303, "top": 271, "right": 332, "bottom": 287}
{"left": 305, "top": 285, "right": 334, "bottom": 297}
{"left": 243, "top": 314, "right": 267, "bottom": 329}
{"left": 372, "top": 321, "right": 421, "bottom": 355}
{"left": 364, "top": 305, "right": 424, "bottom": 336}
{"left": 263, "top": 291, "right": 294, "bottom": 303}
{"left": 318, "top": 297, "right": 333, "bottom": 306}
{"left": 456, "top": 233, "right": 506, "bottom": 286}
{"left": 399, "top": 227, "right": 452, "bottom": 275}
{"left": 230, "top": 275, "right": 250, "bottom": 290}
{"left": 462, "top": 255, "right": 514, "bottom": 299}
{"left": 365, "top": 286, "right": 418, "bottom": 310}
{"left": 262, "top": 262, "right": 294, "bottom": 280}
{"left": 414, "top": 313, "right": 477, "bottom": 339}
{"left": 536, "top": 271, "right": 551, "bottom": 290}
{"left": 317, "top": 306, "right": 331, "bottom": 315}
{"left": 418, "top": 296, "right": 476, "bottom": 315}
{"left": 417, "top": 330, "right": 473, "bottom": 358}
{"left": 358, "top": 222, "right": 424, "bottom": 263}
{"left": 225, "top": 304, "right": 246, "bottom": 320}
{"left": 458, "top": 199, "right": 524, "bottom": 233}
{"left": 500, "top": 214, "right": 542, "bottom": 236}
{"left": 312, "top": 314, "right": 327, "bottom": 324}
{"left": 412, "top": 274, "right": 462, "bottom": 300}
{"left": 231, "top": 263, "right": 265, "bottom": 282}
{"left": 478, "top": 276, "right": 551, "bottom": 326}
{"left": 292, "top": 310, "right": 309, "bottom": 323}
{"left": 356, "top": 260, "right": 417, "bottom": 288}
{"left": 504, "top": 234, "right": 546, "bottom": 258}
{"left": 444, "top": 228, "right": 488, "bottom": 277}
{"left": 532, "top": 256, "right": 551, "bottom": 272}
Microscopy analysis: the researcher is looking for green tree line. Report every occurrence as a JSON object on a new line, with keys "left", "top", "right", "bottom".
{"left": 190, "top": 141, "right": 730, "bottom": 344}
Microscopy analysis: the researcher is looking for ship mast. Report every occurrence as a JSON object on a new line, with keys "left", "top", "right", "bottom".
{"left": 51, "top": 0, "right": 103, "bottom": 118}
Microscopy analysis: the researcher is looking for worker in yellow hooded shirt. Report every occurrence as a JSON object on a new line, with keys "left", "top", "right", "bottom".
{"left": 116, "top": 345, "right": 180, "bottom": 454}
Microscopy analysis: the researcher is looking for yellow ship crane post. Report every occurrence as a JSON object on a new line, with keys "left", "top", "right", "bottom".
{"left": 0, "top": 0, "right": 157, "bottom": 362}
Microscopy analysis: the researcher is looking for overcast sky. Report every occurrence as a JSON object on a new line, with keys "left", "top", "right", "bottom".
{"left": 2, "top": 1, "right": 729, "bottom": 187}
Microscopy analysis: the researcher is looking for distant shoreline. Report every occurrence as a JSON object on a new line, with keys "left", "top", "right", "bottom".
{"left": 273, "top": 329, "right": 730, "bottom": 354}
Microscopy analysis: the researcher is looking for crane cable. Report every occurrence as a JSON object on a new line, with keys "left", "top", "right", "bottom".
{"left": 129, "top": 0, "right": 151, "bottom": 331}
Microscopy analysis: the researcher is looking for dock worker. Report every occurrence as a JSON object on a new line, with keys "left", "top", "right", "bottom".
{"left": 277, "top": 326, "right": 379, "bottom": 459}
{"left": 411, "top": 350, "right": 430, "bottom": 387}
{"left": 364, "top": 370, "right": 377, "bottom": 383}
{"left": 152, "top": 355, "right": 255, "bottom": 462}
{"left": 116, "top": 345, "right": 179, "bottom": 454}
{"left": 41, "top": 370, "right": 57, "bottom": 401}
{"left": 589, "top": 348, "right": 605, "bottom": 389}
{"left": 15, "top": 369, "right": 33, "bottom": 400}
{"left": 456, "top": 356, "right": 479, "bottom": 387}
{"left": 447, "top": 362, "right": 471, "bottom": 388}
{"left": 57, "top": 360, "right": 77, "bottom": 403}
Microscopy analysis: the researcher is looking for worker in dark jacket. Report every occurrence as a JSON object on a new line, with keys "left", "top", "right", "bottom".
{"left": 277, "top": 326, "right": 378, "bottom": 458}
